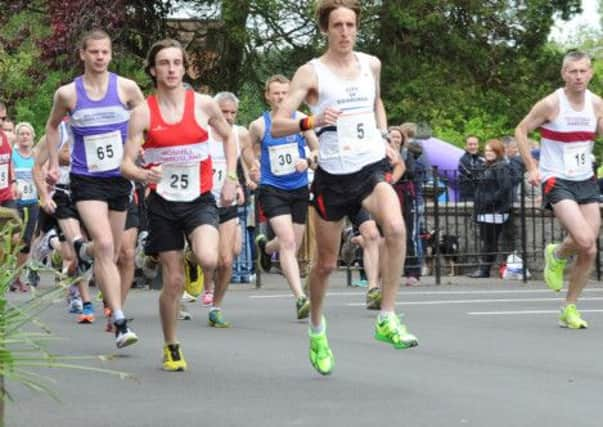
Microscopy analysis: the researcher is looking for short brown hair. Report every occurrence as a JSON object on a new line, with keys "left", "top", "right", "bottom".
{"left": 264, "top": 74, "right": 289, "bottom": 93}
{"left": 400, "top": 122, "right": 417, "bottom": 139}
{"left": 315, "top": 0, "right": 361, "bottom": 32}
{"left": 145, "top": 39, "right": 189, "bottom": 87}
{"left": 485, "top": 139, "right": 505, "bottom": 160}
{"left": 79, "top": 29, "right": 111, "bottom": 50}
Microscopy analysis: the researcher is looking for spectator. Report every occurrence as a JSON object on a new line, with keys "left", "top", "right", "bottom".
{"left": 467, "top": 139, "right": 513, "bottom": 278}
{"left": 458, "top": 135, "right": 485, "bottom": 202}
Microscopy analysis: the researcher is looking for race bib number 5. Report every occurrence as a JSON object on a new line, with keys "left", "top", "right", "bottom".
{"left": 337, "top": 112, "right": 377, "bottom": 156}
{"left": 157, "top": 163, "right": 200, "bottom": 202}
{"left": 84, "top": 130, "right": 123, "bottom": 172}
{"left": 563, "top": 142, "right": 591, "bottom": 177}
{"left": 268, "top": 142, "right": 299, "bottom": 176}
{"left": 0, "top": 164, "right": 8, "bottom": 190}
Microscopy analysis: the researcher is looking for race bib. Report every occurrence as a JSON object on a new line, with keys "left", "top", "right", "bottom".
{"left": 0, "top": 164, "right": 8, "bottom": 190}
{"left": 157, "top": 163, "right": 200, "bottom": 202}
{"left": 268, "top": 143, "right": 299, "bottom": 176}
{"left": 563, "top": 142, "right": 591, "bottom": 177}
{"left": 16, "top": 179, "right": 36, "bottom": 200}
{"left": 336, "top": 112, "right": 377, "bottom": 156}
{"left": 84, "top": 130, "right": 123, "bottom": 172}
{"left": 212, "top": 158, "right": 226, "bottom": 193}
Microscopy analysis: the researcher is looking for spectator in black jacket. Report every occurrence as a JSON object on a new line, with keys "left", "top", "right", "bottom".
{"left": 458, "top": 136, "right": 485, "bottom": 201}
{"left": 467, "top": 139, "right": 514, "bottom": 278}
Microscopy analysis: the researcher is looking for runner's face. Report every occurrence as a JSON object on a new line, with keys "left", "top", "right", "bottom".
{"left": 562, "top": 58, "right": 592, "bottom": 92}
{"left": 326, "top": 7, "right": 357, "bottom": 54}
{"left": 80, "top": 38, "right": 112, "bottom": 73}
{"left": 2, "top": 121, "right": 14, "bottom": 136}
{"left": 219, "top": 100, "right": 238, "bottom": 126}
{"left": 152, "top": 47, "right": 185, "bottom": 89}
{"left": 17, "top": 127, "right": 33, "bottom": 149}
{"left": 265, "top": 82, "right": 289, "bottom": 108}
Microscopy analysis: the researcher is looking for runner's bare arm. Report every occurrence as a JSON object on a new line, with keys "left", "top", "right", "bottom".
{"left": 369, "top": 56, "right": 387, "bottom": 131}
{"left": 515, "top": 97, "right": 553, "bottom": 181}
{"left": 272, "top": 64, "right": 323, "bottom": 137}
{"left": 45, "top": 85, "right": 72, "bottom": 181}
{"left": 593, "top": 95, "right": 603, "bottom": 138}
{"left": 238, "top": 127, "right": 256, "bottom": 185}
{"left": 205, "top": 96, "right": 236, "bottom": 205}
{"left": 121, "top": 104, "right": 159, "bottom": 183}
{"left": 120, "top": 77, "right": 145, "bottom": 109}
{"left": 32, "top": 135, "right": 53, "bottom": 211}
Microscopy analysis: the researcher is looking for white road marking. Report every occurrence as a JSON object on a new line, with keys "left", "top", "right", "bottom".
{"left": 468, "top": 309, "right": 603, "bottom": 316}
{"left": 346, "top": 297, "right": 603, "bottom": 306}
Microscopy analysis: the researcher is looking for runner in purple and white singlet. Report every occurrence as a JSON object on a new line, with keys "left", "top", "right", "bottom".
{"left": 45, "top": 29, "right": 144, "bottom": 349}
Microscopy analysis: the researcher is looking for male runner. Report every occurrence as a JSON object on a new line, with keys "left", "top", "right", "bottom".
{"left": 249, "top": 74, "right": 318, "bottom": 320}
{"left": 515, "top": 50, "right": 602, "bottom": 329}
{"left": 272, "top": 0, "right": 418, "bottom": 375}
{"left": 203, "top": 91, "right": 252, "bottom": 327}
{"left": 121, "top": 39, "right": 237, "bottom": 371}
{"left": 45, "top": 29, "right": 144, "bottom": 347}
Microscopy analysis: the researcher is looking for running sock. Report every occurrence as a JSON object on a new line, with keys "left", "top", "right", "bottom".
{"left": 112, "top": 309, "right": 125, "bottom": 323}
{"left": 83, "top": 301, "right": 92, "bottom": 308}
{"left": 309, "top": 320, "right": 324, "bottom": 335}
{"left": 378, "top": 311, "right": 395, "bottom": 322}
{"left": 209, "top": 307, "right": 220, "bottom": 313}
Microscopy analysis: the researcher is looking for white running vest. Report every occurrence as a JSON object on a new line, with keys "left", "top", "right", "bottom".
{"left": 208, "top": 125, "right": 240, "bottom": 207}
{"left": 308, "top": 52, "right": 385, "bottom": 174}
{"left": 539, "top": 88, "right": 596, "bottom": 182}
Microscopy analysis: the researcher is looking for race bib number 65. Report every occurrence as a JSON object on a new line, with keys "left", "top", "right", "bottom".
{"left": 84, "top": 130, "right": 123, "bottom": 172}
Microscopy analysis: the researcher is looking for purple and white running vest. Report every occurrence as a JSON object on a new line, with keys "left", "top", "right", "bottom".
{"left": 69, "top": 72, "right": 130, "bottom": 178}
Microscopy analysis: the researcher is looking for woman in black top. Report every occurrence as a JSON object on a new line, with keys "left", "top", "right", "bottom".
{"left": 467, "top": 139, "right": 514, "bottom": 278}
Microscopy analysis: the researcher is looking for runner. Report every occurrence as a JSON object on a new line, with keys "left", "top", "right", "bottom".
{"left": 0, "top": 115, "right": 16, "bottom": 210}
{"left": 121, "top": 39, "right": 237, "bottom": 371}
{"left": 203, "top": 91, "right": 251, "bottom": 327}
{"left": 249, "top": 74, "right": 318, "bottom": 320}
{"left": 45, "top": 29, "right": 144, "bottom": 347}
{"left": 1, "top": 119, "right": 16, "bottom": 147}
{"left": 271, "top": 0, "right": 418, "bottom": 375}
{"left": 33, "top": 122, "right": 95, "bottom": 322}
{"left": 515, "top": 50, "right": 602, "bottom": 329}
{"left": 11, "top": 122, "right": 39, "bottom": 291}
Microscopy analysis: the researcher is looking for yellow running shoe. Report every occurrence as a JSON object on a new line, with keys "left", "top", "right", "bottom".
{"left": 162, "top": 343, "right": 187, "bottom": 371}
{"left": 559, "top": 304, "right": 588, "bottom": 329}
{"left": 544, "top": 244, "right": 566, "bottom": 292}
{"left": 308, "top": 317, "right": 334, "bottom": 375}
{"left": 184, "top": 252, "right": 204, "bottom": 298}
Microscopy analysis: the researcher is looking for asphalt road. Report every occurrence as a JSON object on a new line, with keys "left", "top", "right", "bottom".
{"left": 5, "top": 272, "right": 603, "bottom": 427}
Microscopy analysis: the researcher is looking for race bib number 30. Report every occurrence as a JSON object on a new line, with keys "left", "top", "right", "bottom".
{"left": 337, "top": 112, "right": 377, "bottom": 156}
{"left": 84, "top": 130, "right": 123, "bottom": 172}
{"left": 563, "top": 142, "right": 591, "bottom": 177}
{"left": 268, "top": 143, "right": 299, "bottom": 176}
{"left": 157, "top": 163, "right": 200, "bottom": 202}
{"left": 0, "top": 164, "right": 8, "bottom": 190}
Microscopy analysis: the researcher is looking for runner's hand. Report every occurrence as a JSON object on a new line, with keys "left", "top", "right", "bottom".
{"left": 527, "top": 168, "right": 540, "bottom": 187}
{"left": 315, "top": 107, "right": 341, "bottom": 127}
{"left": 40, "top": 197, "right": 57, "bottom": 215}
{"left": 221, "top": 179, "right": 236, "bottom": 207}
{"left": 145, "top": 166, "right": 162, "bottom": 184}
{"left": 295, "top": 159, "right": 308, "bottom": 173}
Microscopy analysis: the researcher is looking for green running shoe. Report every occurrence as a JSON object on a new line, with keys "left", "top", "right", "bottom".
{"left": 559, "top": 304, "right": 588, "bottom": 329}
{"left": 375, "top": 313, "right": 418, "bottom": 349}
{"left": 544, "top": 243, "right": 566, "bottom": 292}
{"left": 308, "top": 319, "right": 334, "bottom": 375}
{"left": 296, "top": 295, "right": 310, "bottom": 319}
{"left": 208, "top": 309, "right": 231, "bottom": 328}
{"left": 366, "top": 287, "right": 382, "bottom": 310}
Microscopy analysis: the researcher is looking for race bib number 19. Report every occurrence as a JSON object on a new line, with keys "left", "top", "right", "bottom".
{"left": 337, "top": 112, "right": 376, "bottom": 156}
{"left": 563, "top": 142, "right": 591, "bottom": 177}
{"left": 157, "top": 163, "right": 200, "bottom": 202}
{"left": 84, "top": 130, "right": 123, "bottom": 172}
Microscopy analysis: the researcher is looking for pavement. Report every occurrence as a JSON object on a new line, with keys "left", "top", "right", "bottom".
{"left": 5, "top": 271, "right": 603, "bottom": 427}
